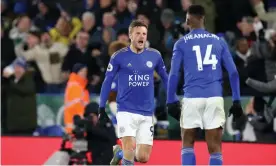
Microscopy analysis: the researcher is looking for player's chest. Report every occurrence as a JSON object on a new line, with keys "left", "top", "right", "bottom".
{"left": 119, "top": 56, "right": 156, "bottom": 73}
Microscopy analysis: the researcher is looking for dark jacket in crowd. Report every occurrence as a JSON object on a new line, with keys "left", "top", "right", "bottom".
{"left": 251, "top": 40, "right": 276, "bottom": 81}
{"left": 6, "top": 72, "right": 37, "bottom": 134}
{"left": 62, "top": 44, "right": 102, "bottom": 80}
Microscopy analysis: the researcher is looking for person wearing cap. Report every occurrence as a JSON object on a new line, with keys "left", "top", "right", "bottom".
{"left": 64, "top": 63, "right": 89, "bottom": 133}
{"left": 4, "top": 59, "right": 37, "bottom": 134}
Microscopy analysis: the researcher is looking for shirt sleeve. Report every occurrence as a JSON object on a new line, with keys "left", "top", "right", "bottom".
{"left": 221, "top": 39, "right": 241, "bottom": 101}
{"left": 99, "top": 53, "right": 120, "bottom": 108}
{"left": 167, "top": 40, "right": 183, "bottom": 104}
{"left": 155, "top": 54, "right": 168, "bottom": 91}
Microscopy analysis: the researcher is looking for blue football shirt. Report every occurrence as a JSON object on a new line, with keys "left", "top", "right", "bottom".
{"left": 167, "top": 29, "right": 240, "bottom": 103}
{"left": 100, "top": 46, "right": 169, "bottom": 116}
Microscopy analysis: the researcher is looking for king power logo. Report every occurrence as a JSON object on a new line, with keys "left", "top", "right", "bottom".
{"left": 128, "top": 74, "right": 150, "bottom": 87}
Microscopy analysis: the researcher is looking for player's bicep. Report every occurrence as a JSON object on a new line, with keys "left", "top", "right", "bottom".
{"left": 155, "top": 56, "right": 167, "bottom": 75}
{"left": 170, "top": 50, "right": 183, "bottom": 75}
{"left": 221, "top": 41, "right": 237, "bottom": 73}
{"left": 106, "top": 54, "right": 120, "bottom": 78}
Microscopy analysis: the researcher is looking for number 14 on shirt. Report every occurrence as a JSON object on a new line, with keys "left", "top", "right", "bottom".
{"left": 192, "top": 44, "right": 218, "bottom": 71}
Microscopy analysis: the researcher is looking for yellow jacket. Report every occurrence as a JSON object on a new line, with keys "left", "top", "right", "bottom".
{"left": 49, "top": 17, "right": 82, "bottom": 45}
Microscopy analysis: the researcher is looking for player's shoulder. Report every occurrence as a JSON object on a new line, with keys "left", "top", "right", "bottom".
{"left": 146, "top": 47, "right": 162, "bottom": 58}
{"left": 146, "top": 47, "right": 161, "bottom": 55}
{"left": 110, "top": 47, "right": 129, "bottom": 59}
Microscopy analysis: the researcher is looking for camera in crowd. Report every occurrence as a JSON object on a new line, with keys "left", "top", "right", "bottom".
{"left": 60, "top": 115, "right": 90, "bottom": 165}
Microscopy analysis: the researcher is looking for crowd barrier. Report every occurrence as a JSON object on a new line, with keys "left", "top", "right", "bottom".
{"left": 1, "top": 136, "right": 276, "bottom": 165}
{"left": 36, "top": 94, "right": 276, "bottom": 142}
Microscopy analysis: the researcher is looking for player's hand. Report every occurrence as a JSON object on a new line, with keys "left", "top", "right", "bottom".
{"left": 228, "top": 100, "right": 244, "bottom": 121}
{"left": 167, "top": 101, "right": 181, "bottom": 121}
{"left": 98, "top": 107, "right": 111, "bottom": 125}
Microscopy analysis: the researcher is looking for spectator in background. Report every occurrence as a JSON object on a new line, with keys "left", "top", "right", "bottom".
{"left": 115, "top": 0, "right": 134, "bottom": 29}
{"left": 3, "top": 59, "right": 36, "bottom": 135}
{"left": 91, "top": 12, "right": 117, "bottom": 44}
{"left": 33, "top": 1, "right": 60, "bottom": 32}
{"left": 251, "top": 30, "right": 276, "bottom": 81}
{"left": 233, "top": 38, "right": 252, "bottom": 87}
{"left": 1, "top": 0, "right": 15, "bottom": 32}
{"left": 95, "top": 0, "right": 113, "bottom": 25}
{"left": 1, "top": 24, "right": 16, "bottom": 73}
{"left": 84, "top": 0, "right": 99, "bottom": 12}
{"left": 175, "top": 0, "right": 191, "bottom": 22}
{"left": 81, "top": 11, "right": 98, "bottom": 45}
{"left": 1, "top": 25, "right": 16, "bottom": 132}
{"left": 251, "top": 0, "right": 276, "bottom": 28}
{"left": 116, "top": 28, "right": 129, "bottom": 43}
{"left": 49, "top": 11, "right": 82, "bottom": 45}
{"left": 9, "top": 15, "right": 33, "bottom": 46}
{"left": 15, "top": 31, "right": 69, "bottom": 93}
{"left": 64, "top": 63, "right": 89, "bottom": 133}
{"left": 62, "top": 31, "right": 102, "bottom": 88}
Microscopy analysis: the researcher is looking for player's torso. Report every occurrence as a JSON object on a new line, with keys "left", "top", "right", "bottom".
{"left": 181, "top": 30, "right": 224, "bottom": 98}
{"left": 116, "top": 49, "right": 158, "bottom": 112}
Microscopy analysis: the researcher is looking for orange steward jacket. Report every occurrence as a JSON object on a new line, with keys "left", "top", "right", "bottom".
{"left": 64, "top": 73, "right": 89, "bottom": 133}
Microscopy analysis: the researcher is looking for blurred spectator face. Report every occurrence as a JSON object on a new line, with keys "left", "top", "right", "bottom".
{"left": 82, "top": 12, "right": 95, "bottom": 32}
{"left": 77, "top": 67, "right": 87, "bottom": 79}
{"left": 18, "top": 16, "right": 31, "bottom": 32}
{"left": 100, "top": 0, "right": 112, "bottom": 8}
{"left": 91, "top": 113, "right": 98, "bottom": 125}
{"left": 56, "top": 17, "right": 71, "bottom": 36}
{"left": 38, "top": 2, "right": 48, "bottom": 15}
{"left": 161, "top": 9, "right": 174, "bottom": 29}
{"left": 181, "top": 0, "right": 192, "bottom": 11}
{"left": 76, "top": 31, "right": 89, "bottom": 49}
{"left": 156, "top": 0, "right": 163, "bottom": 8}
{"left": 117, "top": 33, "right": 129, "bottom": 43}
{"left": 129, "top": 26, "right": 147, "bottom": 50}
{"left": 137, "top": 14, "right": 150, "bottom": 26}
{"left": 14, "top": 64, "right": 25, "bottom": 79}
{"left": 103, "top": 13, "right": 116, "bottom": 28}
{"left": 41, "top": 32, "right": 51, "bottom": 44}
{"left": 128, "top": 0, "right": 137, "bottom": 14}
{"left": 103, "top": 28, "right": 112, "bottom": 44}
{"left": 87, "top": 0, "right": 95, "bottom": 8}
{"left": 117, "top": 0, "right": 127, "bottom": 12}
{"left": 237, "top": 39, "right": 249, "bottom": 54}
{"left": 27, "top": 33, "right": 40, "bottom": 47}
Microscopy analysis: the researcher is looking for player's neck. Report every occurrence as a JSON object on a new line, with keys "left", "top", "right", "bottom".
{"left": 129, "top": 44, "right": 144, "bottom": 54}
{"left": 190, "top": 26, "right": 204, "bottom": 31}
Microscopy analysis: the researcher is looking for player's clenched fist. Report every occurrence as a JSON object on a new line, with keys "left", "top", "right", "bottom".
{"left": 228, "top": 100, "right": 244, "bottom": 121}
{"left": 167, "top": 101, "right": 182, "bottom": 121}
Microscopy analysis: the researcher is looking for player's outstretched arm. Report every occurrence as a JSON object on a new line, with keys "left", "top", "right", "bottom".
{"left": 167, "top": 40, "right": 183, "bottom": 120}
{"left": 221, "top": 40, "right": 244, "bottom": 121}
{"left": 98, "top": 54, "right": 119, "bottom": 124}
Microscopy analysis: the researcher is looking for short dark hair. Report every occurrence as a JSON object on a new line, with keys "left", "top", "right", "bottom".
{"left": 128, "top": 20, "right": 148, "bottom": 33}
{"left": 187, "top": 5, "right": 205, "bottom": 17}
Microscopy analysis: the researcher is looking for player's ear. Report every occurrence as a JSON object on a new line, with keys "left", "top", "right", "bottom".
{"left": 129, "top": 32, "right": 132, "bottom": 41}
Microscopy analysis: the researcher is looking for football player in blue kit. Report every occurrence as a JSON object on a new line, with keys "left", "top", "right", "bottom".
{"left": 98, "top": 20, "right": 173, "bottom": 165}
{"left": 167, "top": 5, "right": 244, "bottom": 165}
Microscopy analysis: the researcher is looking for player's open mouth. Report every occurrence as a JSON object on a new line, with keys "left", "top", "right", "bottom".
{"left": 138, "top": 40, "right": 144, "bottom": 44}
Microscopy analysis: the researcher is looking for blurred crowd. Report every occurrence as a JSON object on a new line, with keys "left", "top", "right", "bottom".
{"left": 1, "top": 0, "right": 276, "bottom": 140}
